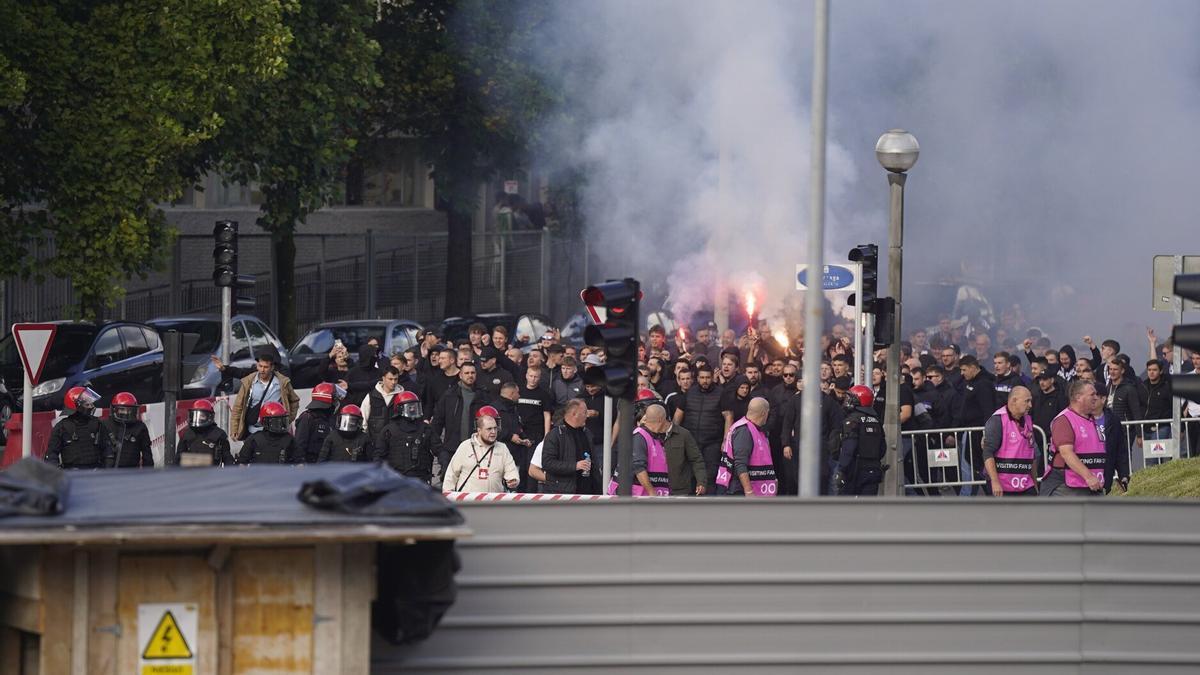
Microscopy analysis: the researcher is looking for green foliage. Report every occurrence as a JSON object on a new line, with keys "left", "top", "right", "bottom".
{"left": 216, "top": 0, "right": 380, "bottom": 233}
{"left": 1121, "top": 457, "right": 1200, "bottom": 499}
{"left": 0, "top": 0, "right": 292, "bottom": 317}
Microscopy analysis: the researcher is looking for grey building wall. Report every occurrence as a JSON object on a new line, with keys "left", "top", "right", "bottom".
{"left": 376, "top": 499, "right": 1200, "bottom": 674}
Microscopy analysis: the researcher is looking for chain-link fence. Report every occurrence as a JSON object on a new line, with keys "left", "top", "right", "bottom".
{"left": 3, "top": 229, "right": 590, "bottom": 340}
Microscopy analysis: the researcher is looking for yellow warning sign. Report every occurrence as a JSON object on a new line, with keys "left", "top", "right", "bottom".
{"left": 142, "top": 610, "right": 194, "bottom": 660}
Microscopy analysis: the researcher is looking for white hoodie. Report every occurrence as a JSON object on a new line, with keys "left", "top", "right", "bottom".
{"left": 360, "top": 382, "right": 403, "bottom": 423}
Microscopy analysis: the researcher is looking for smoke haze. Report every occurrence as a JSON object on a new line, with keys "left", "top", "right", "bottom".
{"left": 534, "top": 0, "right": 1200, "bottom": 353}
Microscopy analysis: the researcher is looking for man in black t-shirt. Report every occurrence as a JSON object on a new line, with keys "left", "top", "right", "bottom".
{"left": 516, "top": 366, "right": 553, "bottom": 446}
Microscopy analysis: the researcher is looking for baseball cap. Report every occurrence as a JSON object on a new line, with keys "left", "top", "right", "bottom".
{"left": 480, "top": 345, "right": 500, "bottom": 360}
{"left": 582, "top": 354, "right": 604, "bottom": 367}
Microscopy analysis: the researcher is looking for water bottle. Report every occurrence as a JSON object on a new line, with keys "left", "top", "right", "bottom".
{"left": 581, "top": 451, "right": 591, "bottom": 477}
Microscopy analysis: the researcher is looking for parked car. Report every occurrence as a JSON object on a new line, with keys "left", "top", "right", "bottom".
{"left": 0, "top": 321, "right": 164, "bottom": 412}
{"left": 437, "top": 312, "right": 556, "bottom": 351}
{"left": 289, "top": 319, "right": 423, "bottom": 389}
{"left": 146, "top": 314, "right": 290, "bottom": 399}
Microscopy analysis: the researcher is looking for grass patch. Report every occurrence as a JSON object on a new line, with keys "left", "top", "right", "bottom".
{"left": 1121, "top": 457, "right": 1200, "bottom": 498}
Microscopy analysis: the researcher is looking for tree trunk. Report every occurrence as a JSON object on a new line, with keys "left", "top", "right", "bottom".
{"left": 272, "top": 229, "right": 298, "bottom": 347}
{"left": 443, "top": 206, "right": 473, "bottom": 317}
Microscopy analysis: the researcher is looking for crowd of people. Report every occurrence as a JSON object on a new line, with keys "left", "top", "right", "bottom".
{"left": 40, "top": 308, "right": 1200, "bottom": 498}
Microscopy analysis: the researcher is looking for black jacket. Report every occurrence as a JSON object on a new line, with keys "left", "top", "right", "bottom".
{"left": 679, "top": 384, "right": 725, "bottom": 446}
{"left": 1144, "top": 376, "right": 1173, "bottom": 422}
{"left": 376, "top": 418, "right": 437, "bottom": 481}
{"left": 177, "top": 426, "right": 234, "bottom": 466}
{"left": 44, "top": 413, "right": 109, "bottom": 469}
{"left": 780, "top": 389, "right": 845, "bottom": 458}
{"left": 1032, "top": 386, "right": 1068, "bottom": 434}
{"left": 318, "top": 429, "right": 373, "bottom": 462}
{"left": 540, "top": 423, "right": 591, "bottom": 494}
{"left": 953, "top": 372, "right": 997, "bottom": 427}
{"left": 238, "top": 430, "right": 298, "bottom": 464}
{"left": 1107, "top": 379, "right": 1143, "bottom": 423}
{"left": 102, "top": 418, "right": 154, "bottom": 468}
{"left": 294, "top": 407, "right": 334, "bottom": 463}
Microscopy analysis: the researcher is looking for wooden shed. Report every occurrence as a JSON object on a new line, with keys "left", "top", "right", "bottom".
{"left": 0, "top": 463, "right": 468, "bottom": 675}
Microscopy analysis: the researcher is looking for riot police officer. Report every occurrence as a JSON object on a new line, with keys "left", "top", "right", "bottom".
{"left": 238, "top": 402, "right": 298, "bottom": 464}
{"left": 376, "top": 391, "right": 436, "bottom": 482}
{"left": 318, "top": 404, "right": 373, "bottom": 462}
{"left": 103, "top": 391, "right": 154, "bottom": 468}
{"left": 176, "top": 399, "right": 234, "bottom": 466}
{"left": 44, "top": 387, "right": 110, "bottom": 469}
{"left": 295, "top": 382, "right": 340, "bottom": 463}
{"left": 829, "top": 385, "right": 886, "bottom": 496}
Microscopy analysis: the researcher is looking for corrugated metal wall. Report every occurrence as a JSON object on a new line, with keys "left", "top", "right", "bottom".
{"left": 374, "top": 499, "right": 1200, "bottom": 674}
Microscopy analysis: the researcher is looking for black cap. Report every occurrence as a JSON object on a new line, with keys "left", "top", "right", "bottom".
{"left": 833, "top": 375, "right": 852, "bottom": 391}
{"left": 480, "top": 345, "right": 500, "bottom": 360}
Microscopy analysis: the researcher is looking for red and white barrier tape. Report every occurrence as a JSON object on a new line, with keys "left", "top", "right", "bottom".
{"left": 442, "top": 491, "right": 616, "bottom": 502}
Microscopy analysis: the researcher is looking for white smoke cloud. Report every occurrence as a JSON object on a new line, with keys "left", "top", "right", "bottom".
{"left": 534, "top": 0, "right": 1200, "bottom": 352}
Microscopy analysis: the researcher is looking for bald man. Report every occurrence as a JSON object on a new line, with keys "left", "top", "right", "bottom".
{"left": 981, "top": 386, "right": 1039, "bottom": 496}
{"left": 716, "top": 397, "right": 778, "bottom": 496}
{"left": 641, "top": 403, "right": 706, "bottom": 496}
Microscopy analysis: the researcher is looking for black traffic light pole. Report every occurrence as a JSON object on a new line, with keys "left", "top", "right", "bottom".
{"left": 1172, "top": 273, "right": 1200, "bottom": 447}
{"left": 582, "top": 278, "right": 640, "bottom": 497}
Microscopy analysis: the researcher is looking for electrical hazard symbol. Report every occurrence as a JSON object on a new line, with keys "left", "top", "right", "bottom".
{"left": 138, "top": 603, "right": 198, "bottom": 674}
{"left": 143, "top": 610, "right": 193, "bottom": 659}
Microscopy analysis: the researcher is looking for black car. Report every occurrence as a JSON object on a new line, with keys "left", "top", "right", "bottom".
{"left": 146, "top": 314, "right": 290, "bottom": 399}
{"left": 0, "top": 321, "right": 164, "bottom": 412}
{"left": 437, "top": 312, "right": 555, "bottom": 350}
{"left": 289, "top": 319, "right": 423, "bottom": 389}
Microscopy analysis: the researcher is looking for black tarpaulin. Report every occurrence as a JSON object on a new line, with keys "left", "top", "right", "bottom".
{"left": 0, "top": 461, "right": 462, "bottom": 529}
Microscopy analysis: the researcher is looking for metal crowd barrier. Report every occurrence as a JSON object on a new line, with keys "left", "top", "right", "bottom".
{"left": 900, "top": 425, "right": 1049, "bottom": 495}
{"left": 1119, "top": 417, "right": 1200, "bottom": 474}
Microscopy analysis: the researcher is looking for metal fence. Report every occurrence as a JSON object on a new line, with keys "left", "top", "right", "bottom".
{"left": 2, "top": 229, "right": 590, "bottom": 338}
{"left": 902, "top": 418, "right": 1200, "bottom": 495}
{"left": 901, "top": 425, "right": 1050, "bottom": 495}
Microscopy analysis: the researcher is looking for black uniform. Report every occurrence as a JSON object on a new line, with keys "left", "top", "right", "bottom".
{"left": 679, "top": 384, "right": 725, "bottom": 492}
{"left": 294, "top": 407, "right": 334, "bottom": 463}
{"left": 176, "top": 426, "right": 235, "bottom": 466}
{"left": 237, "top": 429, "right": 298, "bottom": 464}
{"left": 44, "top": 413, "right": 110, "bottom": 469}
{"left": 317, "top": 429, "right": 373, "bottom": 462}
{"left": 830, "top": 405, "right": 885, "bottom": 496}
{"left": 375, "top": 418, "right": 437, "bottom": 482}
{"left": 102, "top": 418, "right": 154, "bottom": 468}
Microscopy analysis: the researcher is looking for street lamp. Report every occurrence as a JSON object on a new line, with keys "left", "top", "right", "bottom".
{"left": 875, "top": 129, "right": 918, "bottom": 496}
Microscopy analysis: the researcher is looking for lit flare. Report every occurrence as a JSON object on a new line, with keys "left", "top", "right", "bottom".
{"left": 774, "top": 329, "right": 789, "bottom": 349}
{"left": 744, "top": 291, "right": 757, "bottom": 320}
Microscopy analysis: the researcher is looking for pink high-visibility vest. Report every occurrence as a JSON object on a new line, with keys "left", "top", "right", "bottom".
{"left": 991, "top": 406, "right": 1036, "bottom": 493}
{"left": 716, "top": 417, "right": 778, "bottom": 497}
{"left": 1050, "top": 408, "right": 1105, "bottom": 488}
{"left": 608, "top": 426, "right": 670, "bottom": 496}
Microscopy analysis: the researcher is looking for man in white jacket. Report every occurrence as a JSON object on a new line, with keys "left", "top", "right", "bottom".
{"left": 444, "top": 413, "right": 519, "bottom": 493}
{"left": 360, "top": 367, "right": 404, "bottom": 445}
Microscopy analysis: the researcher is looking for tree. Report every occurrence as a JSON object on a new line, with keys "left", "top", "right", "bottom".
{"left": 0, "top": 0, "right": 292, "bottom": 317}
{"left": 213, "top": 0, "right": 379, "bottom": 347}
{"left": 373, "top": 0, "right": 559, "bottom": 316}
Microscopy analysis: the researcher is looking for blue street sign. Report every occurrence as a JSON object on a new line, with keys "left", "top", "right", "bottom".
{"left": 796, "top": 264, "right": 856, "bottom": 291}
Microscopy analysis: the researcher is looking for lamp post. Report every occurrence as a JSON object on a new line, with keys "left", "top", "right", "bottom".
{"left": 875, "top": 129, "right": 919, "bottom": 497}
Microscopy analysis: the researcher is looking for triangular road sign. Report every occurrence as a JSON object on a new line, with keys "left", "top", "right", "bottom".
{"left": 142, "top": 610, "right": 193, "bottom": 660}
{"left": 581, "top": 290, "right": 607, "bottom": 324}
{"left": 12, "top": 323, "right": 57, "bottom": 387}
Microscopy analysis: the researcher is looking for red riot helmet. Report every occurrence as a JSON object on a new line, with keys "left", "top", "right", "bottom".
{"left": 389, "top": 391, "right": 423, "bottom": 420}
{"left": 847, "top": 385, "right": 875, "bottom": 408}
{"left": 258, "top": 401, "right": 289, "bottom": 434}
{"left": 64, "top": 386, "right": 101, "bottom": 416}
{"left": 110, "top": 391, "right": 140, "bottom": 423}
{"left": 336, "top": 404, "right": 364, "bottom": 433}
{"left": 189, "top": 399, "right": 215, "bottom": 429}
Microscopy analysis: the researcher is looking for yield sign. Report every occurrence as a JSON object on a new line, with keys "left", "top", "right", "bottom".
{"left": 580, "top": 290, "right": 607, "bottom": 325}
{"left": 12, "top": 323, "right": 58, "bottom": 386}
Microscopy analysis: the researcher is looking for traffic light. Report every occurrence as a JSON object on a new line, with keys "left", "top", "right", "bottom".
{"left": 849, "top": 244, "right": 879, "bottom": 313}
{"left": 582, "top": 278, "right": 641, "bottom": 400}
{"left": 235, "top": 274, "right": 257, "bottom": 311}
{"left": 213, "top": 220, "right": 238, "bottom": 287}
{"left": 873, "top": 297, "right": 896, "bottom": 347}
{"left": 1172, "top": 273, "right": 1200, "bottom": 403}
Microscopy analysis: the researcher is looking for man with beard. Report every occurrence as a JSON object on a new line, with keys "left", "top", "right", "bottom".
{"left": 647, "top": 356, "right": 673, "bottom": 397}
{"left": 674, "top": 364, "right": 726, "bottom": 493}
{"left": 476, "top": 345, "right": 515, "bottom": 397}
{"left": 940, "top": 345, "right": 964, "bottom": 389}
{"left": 430, "top": 361, "right": 492, "bottom": 483}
